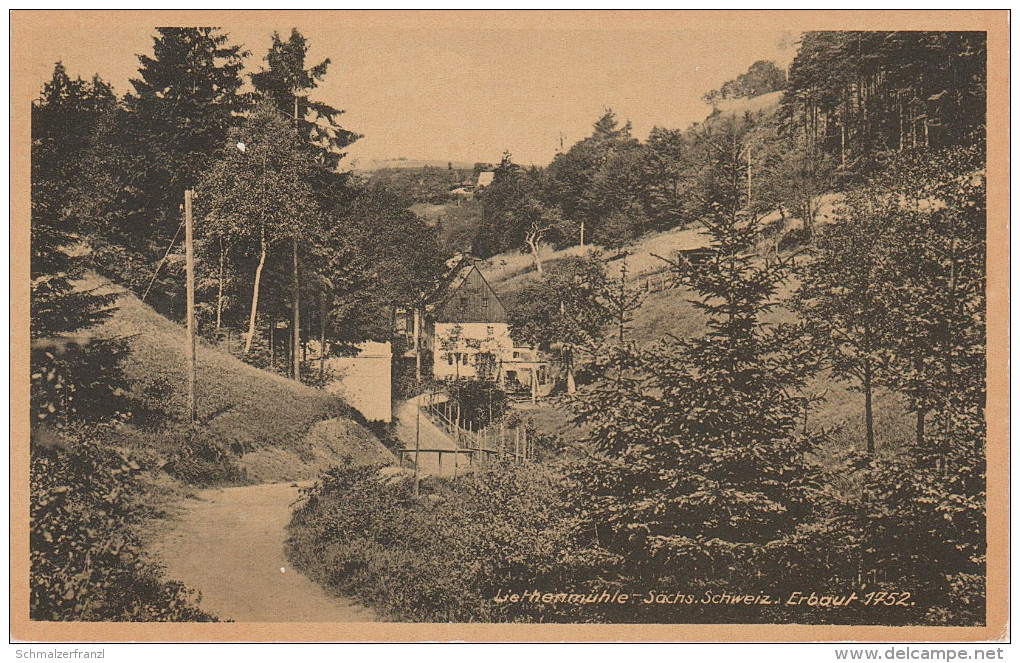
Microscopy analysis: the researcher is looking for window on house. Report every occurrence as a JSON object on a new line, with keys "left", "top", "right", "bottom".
{"left": 448, "top": 353, "right": 454, "bottom": 366}
{"left": 487, "top": 326, "right": 494, "bottom": 337}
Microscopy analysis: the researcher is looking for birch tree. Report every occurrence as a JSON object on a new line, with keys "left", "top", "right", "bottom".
{"left": 197, "top": 102, "right": 319, "bottom": 355}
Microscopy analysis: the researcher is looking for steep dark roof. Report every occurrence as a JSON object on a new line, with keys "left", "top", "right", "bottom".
{"left": 433, "top": 263, "right": 507, "bottom": 324}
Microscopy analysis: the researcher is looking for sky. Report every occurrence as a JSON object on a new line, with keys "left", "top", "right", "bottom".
{"left": 23, "top": 14, "right": 798, "bottom": 169}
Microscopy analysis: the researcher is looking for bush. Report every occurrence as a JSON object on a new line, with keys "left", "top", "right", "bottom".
{"left": 30, "top": 337, "right": 130, "bottom": 427}
{"left": 444, "top": 379, "right": 508, "bottom": 429}
{"left": 30, "top": 426, "right": 217, "bottom": 621}
{"left": 151, "top": 427, "right": 248, "bottom": 487}
{"left": 286, "top": 461, "right": 613, "bottom": 623}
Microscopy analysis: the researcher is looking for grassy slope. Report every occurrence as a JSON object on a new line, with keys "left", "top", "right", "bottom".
{"left": 626, "top": 277, "right": 914, "bottom": 458}
{"left": 480, "top": 222, "right": 914, "bottom": 458}
{"left": 90, "top": 275, "right": 393, "bottom": 483}
{"left": 481, "top": 226, "right": 714, "bottom": 297}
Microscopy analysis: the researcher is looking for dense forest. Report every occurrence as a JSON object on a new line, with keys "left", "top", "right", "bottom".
{"left": 291, "top": 30, "right": 989, "bottom": 626}
{"left": 30, "top": 29, "right": 988, "bottom": 626}
{"left": 472, "top": 31, "right": 986, "bottom": 266}
{"left": 29, "top": 27, "right": 445, "bottom": 620}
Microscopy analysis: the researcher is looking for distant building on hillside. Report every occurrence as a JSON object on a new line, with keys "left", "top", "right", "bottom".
{"left": 476, "top": 171, "right": 495, "bottom": 188}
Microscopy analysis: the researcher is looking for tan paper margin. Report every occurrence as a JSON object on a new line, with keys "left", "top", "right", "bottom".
{"left": 9, "top": 9, "right": 1009, "bottom": 643}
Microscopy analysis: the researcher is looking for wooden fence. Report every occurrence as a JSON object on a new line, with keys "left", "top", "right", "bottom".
{"left": 635, "top": 266, "right": 678, "bottom": 294}
{"left": 423, "top": 397, "right": 535, "bottom": 466}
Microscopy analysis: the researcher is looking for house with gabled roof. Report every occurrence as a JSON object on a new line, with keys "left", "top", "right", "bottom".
{"left": 393, "top": 255, "right": 551, "bottom": 397}
{"left": 426, "top": 257, "right": 513, "bottom": 382}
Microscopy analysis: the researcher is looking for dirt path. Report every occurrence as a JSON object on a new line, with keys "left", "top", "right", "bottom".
{"left": 393, "top": 395, "right": 465, "bottom": 477}
{"left": 151, "top": 482, "right": 377, "bottom": 622}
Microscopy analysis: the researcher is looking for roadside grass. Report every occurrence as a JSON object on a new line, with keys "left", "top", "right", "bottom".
{"left": 286, "top": 461, "right": 591, "bottom": 623}
{"left": 86, "top": 274, "right": 393, "bottom": 484}
{"left": 32, "top": 275, "right": 394, "bottom": 621}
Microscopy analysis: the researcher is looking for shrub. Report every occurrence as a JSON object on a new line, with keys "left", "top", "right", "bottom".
{"left": 30, "top": 337, "right": 130, "bottom": 427}
{"left": 444, "top": 379, "right": 508, "bottom": 429}
{"left": 286, "top": 461, "right": 612, "bottom": 623}
{"left": 30, "top": 426, "right": 217, "bottom": 621}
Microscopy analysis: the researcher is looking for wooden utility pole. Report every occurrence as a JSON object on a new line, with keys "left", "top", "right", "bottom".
{"left": 291, "top": 95, "right": 301, "bottom": 383}
{"left": 292, "top": 236, "right": 300, "bottom": 381}
{"left": 184, "top": 189, "right": 197, "bottom": 423}
{"left": 579, "top": 221, "right": 585, "bottom": 249}
{"left": 414, "top": 393, "right": 421, "bottom": 495}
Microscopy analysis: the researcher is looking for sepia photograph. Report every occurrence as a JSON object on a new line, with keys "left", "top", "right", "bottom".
{"left": 9, "top": 9, "right": 1009, "bottom": 644}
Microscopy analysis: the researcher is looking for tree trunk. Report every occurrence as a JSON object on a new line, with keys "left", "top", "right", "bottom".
{"left": 527, "top": 236, "right": 543, "bottom": 274}
{"left": 565, "top": 347, "right": 576, "bottom": 395}
{"left": 413, "top": 306, "right": 422, "bottom": 381}
{"left": 898, "top": 97, "right": 905, "bottom": 152}
{"left": 292, "top": 235, "right": 300, "bottom": 381}
{"left": 243, "top": 228, "right": 267, "bottom": 355}
{"left": 863, "top": 358, "right": 875, "bottom": 457}
{"left": 840, "top": 115, "right": 846, "bottom": 167}
{"left": 291, "top": 95, "right": 302, "bottom": 382}
{"left": 216, "top": 237, "right": 225, "bottom": 331}
{"left": 319, "top": 290, "right": 327, "bottom": 384}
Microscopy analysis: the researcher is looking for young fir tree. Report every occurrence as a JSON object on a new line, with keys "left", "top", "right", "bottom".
{"left": 568, "top": 118, "right": 824, "bottom": 611}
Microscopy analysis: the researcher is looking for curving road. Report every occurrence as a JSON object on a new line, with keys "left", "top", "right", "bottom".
{"left": 151, "top": 482, "right": 377, "bottom": 622}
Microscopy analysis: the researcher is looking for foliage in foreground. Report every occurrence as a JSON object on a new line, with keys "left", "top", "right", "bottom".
{"left": 287, "top": 459, "right": 955, "bottom": 625}
{"left": 31, "top": 426, "right": 217, "bottom": 621}
{"left": 287, "top": 462, "right": 599, "bottom": 623}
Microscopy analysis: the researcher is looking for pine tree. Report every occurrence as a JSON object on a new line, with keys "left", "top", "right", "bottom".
{"left": 31, "top": 64, "right": 123, "bottom": 424}
{"left": 126, "top": 27, "right": 248, "bottom": 189}
{"left": 568, "top": 119, "right": 824, "bottom": 597}
{"left": 250, "top": 28, "right": 360, "bottom": 170}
